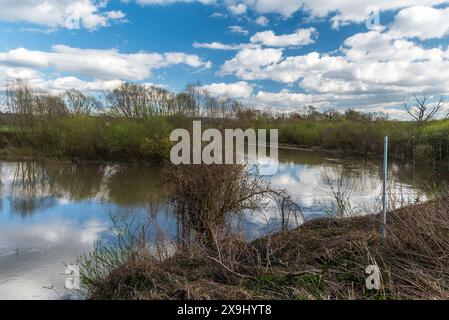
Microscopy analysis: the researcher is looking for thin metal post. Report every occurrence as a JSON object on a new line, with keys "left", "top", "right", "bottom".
{"left": 381, "top": 136, "right": 388, "bottom": 240}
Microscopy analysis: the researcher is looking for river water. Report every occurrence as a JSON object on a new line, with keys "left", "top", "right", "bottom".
{"left": 0, "top": 149, "right": 447, "bottom": 299}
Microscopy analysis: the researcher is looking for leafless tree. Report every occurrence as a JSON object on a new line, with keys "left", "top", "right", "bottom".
{"left": 106, "top": 83, "right": 150, "bottom": 118}
{"left": 166, "top": 163, "right": 303, "bottom": 243}
{"left": 4, "top": 80, "right": 68, "bottom": 131}
{"left": 174, "top": 92, "right": 197, "bottom": 116}
{"left": 63, "top": 89, "right": 101, "bottom": 115}
{"left": 106, "top": 83, "right": 179, "bottom": 117}
{"left": 4, "top": 80, "right": 34, "bottom": 115}
{"left": 403, "top": 93, "right": 445, "bottom": 122}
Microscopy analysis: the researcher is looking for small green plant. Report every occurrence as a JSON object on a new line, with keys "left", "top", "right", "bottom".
{"left": 77, "top": 215, "right": 145, "bottom": 292}
{"left": 321, "top": 166, "right": 357, "bottom": 218}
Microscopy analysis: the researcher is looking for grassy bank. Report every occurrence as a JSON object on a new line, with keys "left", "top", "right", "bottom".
{"left": 3, "top": 114, "right": 449, "bottom": 163}
{"left": 3, "top": 80, "right": 449, "bottom": 163}
{"left": 254, "top": 117, "right": 449, "bottom": 161}
{"left": 1, "top": 115, "right": 176, "bottom": 162}
{"left": 84, "top": 197, "right": 449, "bottom": 300}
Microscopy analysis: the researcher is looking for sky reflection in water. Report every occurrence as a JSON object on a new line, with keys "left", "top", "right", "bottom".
{"left": 0, "top": 150, "right": 446, "bottom": 299}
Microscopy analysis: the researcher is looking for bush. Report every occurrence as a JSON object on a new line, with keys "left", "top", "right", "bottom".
{"left": 6, "top": 115, "right": 174, "bottom": 162}
{"left": 57, "top": 116, "right": 107, "bottom": 159}
{"left": 102, "top": 117, "right": 173, "bottom": 161}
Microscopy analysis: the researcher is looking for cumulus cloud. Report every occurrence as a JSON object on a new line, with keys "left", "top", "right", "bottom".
{"left": 0, "top": 64, "right": 124, "bottom": 96}
{"left": 0, "top": 45, "right": 211, "bottom": 81}
{"left": 201, "top": 81, "right": 254, "bottom": 98}
{"left": 133, "top": 0, "right": 449, "bottom": 29}
{"left": 255, "top": 16, "right": 269, "bottom": 26}
{"left": 193, "top": 42, "right": 242, "bottom": 50}
{"left": 136, "top": 0, "right": 215, "bottom": 4}
{"left": 228, "top": 3, "right": 247, "bottom": 15}
{"left": 220, "top": 23, "right": 449, "bottom": 113}
{"left": 0, "top": 0, "right": 126, "bottom": 30}
{"left": 40, "top": 77, "right": 124, "bottom": 93}
{"left": 254, "top": 90, "right": 312, "bottom": 107}
{"left": 250, "top": 28, "right": 317, "bottom": 47}
{"left": 245, "top": 0, "right": 449, "bottom": 27}
{"left": 389, "top": 6, "right": 449, "bottom": 40}
{"left": 228, "top": 25, "right": 249, "bottom": 35}
{"left": 220, "top": 46, "right": 284, "bottom": 79}
{"left": 211, "top": 12, "right": 228, "bottom": 18}
{"left": 221, "top": 48, "right": 349, "bottom": 84}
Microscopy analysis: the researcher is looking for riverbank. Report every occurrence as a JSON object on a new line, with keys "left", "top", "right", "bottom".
{"left": 3, "top": 115, "right": 449, "bottom": 163}
{"left": 3, "top": 80, "right": 449, "bottom": 163}
{"left": 87, "top": 198, "right": 449, "bottom": 300}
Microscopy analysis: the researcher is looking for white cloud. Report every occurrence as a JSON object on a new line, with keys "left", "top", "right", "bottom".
{"left": 220, "top": 23, "right": 449, "bottom": 113}
{"left": 228, "top": 25, "right": 249, "bottom": 35}
{"left": 220, "top": 46, "right": 284, "bottom": 79}
{"left": 201, "top": 81, "right": 254, "bottom": 98}
{"left": 133, "top": 0, "right": 449, "bottom": 29}
{"left": 254, "top": 90, "right": 312, "bottom": 107}
{"left": 250, "top": 28, "right": 317, "bottom": 47}
{"left": 45, "top": 77, "right": 124, "bottom": 93}
{"left": 0, "top": 64, "right": 125, "bottom": 96}
{"left": 255, "top": 16, "right": 269, "bottom": 26}
{"left": 136, "top": 0, "right": 215, "bottom": 4}
{"left": 221, "top": 48, "right": 348, "bottom": 84}
{"left": 389, "top": 6, "right": 449, "bottom": 40}
{"left": 193, "top": 42, "right": 241, "bottom": 50}
{"left": 228, "top": 3, "right": 247, "bottom": 15}
{"left": 0, "top": 45, "right": 211, "bottom": 81}
{"left": 0, "top": 0, "right": 126, "bottom": 30}
{"left": 211, "top": 12, "right": 228, "bottom": 18}
{"left": 247, "top": 0, "right": 449, "bottom": 27}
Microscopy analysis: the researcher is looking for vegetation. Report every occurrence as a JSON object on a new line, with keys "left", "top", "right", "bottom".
{"left": 75, "top": 161, "right": 449, "bottom": 300}
{"left": 166, "top": 163, "right": 302, "bottom": 243}
{"left": 83, "top": 195, "right": 449, "bottom": 300}
{"left": 2, "top": 80, "right": 448, "bottom": 301}
{"left": 1, "top": 80, "right": 449, "bottom": 164}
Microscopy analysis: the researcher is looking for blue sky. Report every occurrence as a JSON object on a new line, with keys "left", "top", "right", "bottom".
{"left": 1, "top": 1, "right": 449, "bottom": 118}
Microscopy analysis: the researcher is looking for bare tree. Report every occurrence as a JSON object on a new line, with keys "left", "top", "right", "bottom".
{"left": 106, "top": 83, "right": 178, "bottom": 117}
{"left": 146, "top": 86, "right": 175, "bottom": 115}
{"left": 166, "top": 163, "right": 303, "bottom": 243}
{"left": 403, "top": 93, "right": 445, "bottom": 122}
{"left": 63, "top": 89, "right": 101, "bottom": 115}
{"left": 4, "top": 80, "right": 69, "bottom": 132}
{"left": 174, "top": 92, "right": 197, "bottom": 116}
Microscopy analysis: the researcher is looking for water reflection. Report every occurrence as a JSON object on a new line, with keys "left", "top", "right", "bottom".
{"left": 3, "top": 162, "right": 166, "bottom": 211}
{"left": 1, "top": 150, "right": 449, "bottom": 299}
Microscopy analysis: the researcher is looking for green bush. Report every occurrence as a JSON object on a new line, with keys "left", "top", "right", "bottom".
{"left": 57, "top": 116, "right": 106, "bottom": 159}
{"left": 7, "top": 115, "right": 174, "bottom": 162}
{"left": 103, "top": 117, "right": 173, "bottom": 161}
{"left": 277, "top": 121, "right": 322, "bottom": 146}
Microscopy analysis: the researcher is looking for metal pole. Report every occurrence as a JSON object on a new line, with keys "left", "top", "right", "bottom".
{"left": 381, "top": 136, "right": 388, "bottom": 240}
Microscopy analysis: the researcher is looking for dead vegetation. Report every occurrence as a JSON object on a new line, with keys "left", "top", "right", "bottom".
{"left": 165, "top": 163, "right": 302, "bottom": 243}
{"left": 78, "top": 162, "right": 449, "bottom": 300}
{"left": 85, "top": 185, "right": 449, "bottom": 300}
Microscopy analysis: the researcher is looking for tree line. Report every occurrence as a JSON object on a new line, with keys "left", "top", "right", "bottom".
{"left": 1, "top": 79, "right": 447, "bottom": 123}
{"left": 1, "top": 80, "right": 244, "bottom": 121}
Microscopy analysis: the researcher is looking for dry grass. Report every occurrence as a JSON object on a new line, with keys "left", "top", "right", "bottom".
{"left": 88, "top": 193, "right": 449, "bottom": 300}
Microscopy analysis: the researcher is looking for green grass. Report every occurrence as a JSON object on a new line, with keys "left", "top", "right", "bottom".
{"left": 3, "top": 114, "right": 449, "bottom": 163}
{"left": 253, "top": 118, "right": 449, "bottom": 161}
{"left": 0, "top": 125, "right": 14, "bottom": 133}
{"left": 2, "top": 115, "right": 175, "bottom": 162}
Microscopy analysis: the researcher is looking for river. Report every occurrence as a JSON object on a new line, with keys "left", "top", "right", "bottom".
{"left": 0, "top": 149, "right": 447, "bottom": 299}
